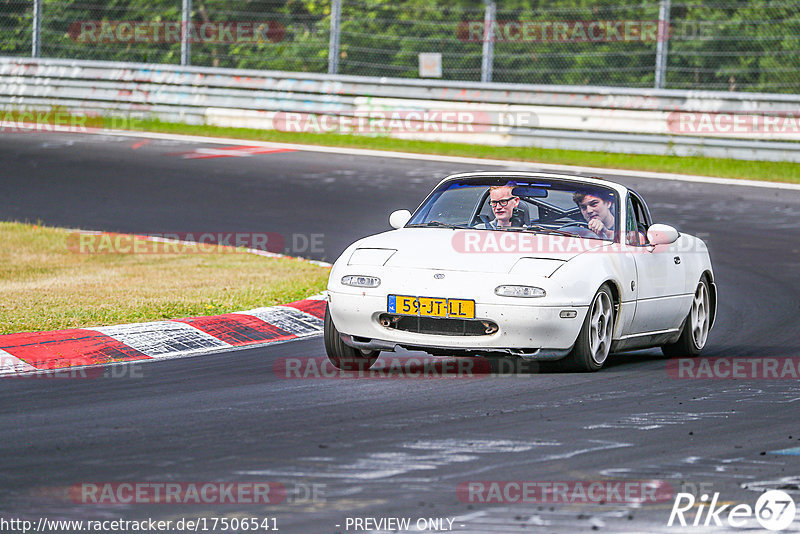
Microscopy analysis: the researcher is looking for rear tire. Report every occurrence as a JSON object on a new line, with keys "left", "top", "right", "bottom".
{"left": 324, "top": 307, "right": 380, "bottom": 371}
{"left": 560, "top": 285, "right": 615, "bottom": 372}
{"left": 661, "top": 278, "right": 710, "bottom": 358}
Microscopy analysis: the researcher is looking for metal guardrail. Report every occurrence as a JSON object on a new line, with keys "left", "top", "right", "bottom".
{"left": 2, "top": 56, "right": 800, "bottom": 162}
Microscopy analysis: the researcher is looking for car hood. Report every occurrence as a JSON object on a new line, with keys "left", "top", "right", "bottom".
{"left": 350, "top": 228, "right": 607, "bottom": 274}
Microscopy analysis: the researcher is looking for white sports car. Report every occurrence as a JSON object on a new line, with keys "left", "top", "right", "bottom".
{"left": 324, "top": 172, "right": 716, "bottom": 372}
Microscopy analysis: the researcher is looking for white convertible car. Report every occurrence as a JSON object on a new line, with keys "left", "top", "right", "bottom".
{"left": 324, "top": 172, "right": 716, "bottom": 372}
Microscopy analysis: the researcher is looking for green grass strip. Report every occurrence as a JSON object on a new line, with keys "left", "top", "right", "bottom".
{"left": 136, "top": 119, "right": 800, "bottom": 184}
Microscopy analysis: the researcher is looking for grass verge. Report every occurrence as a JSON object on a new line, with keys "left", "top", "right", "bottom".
{"left": 138, "top": 119, "right": 800, "bottom": 184}
{"left": 0, "top": 222, "right": 330, "bottom": 334}
{"left": 7, "top": 110, "right": 800, "bottom": 183}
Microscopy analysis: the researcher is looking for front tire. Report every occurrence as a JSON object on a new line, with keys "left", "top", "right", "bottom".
{"left": 661, "top": 278, "right": 710, "bottom": 358}
{"left": 324, "top": 307, "right": 380, "bottom": 371}
{"left": 560, "top": 285, "right": 615, "bottom": 372}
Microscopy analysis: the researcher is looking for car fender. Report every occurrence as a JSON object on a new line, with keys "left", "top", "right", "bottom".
{"left": 545, "top": 248, "right": 637, "bottom": 337}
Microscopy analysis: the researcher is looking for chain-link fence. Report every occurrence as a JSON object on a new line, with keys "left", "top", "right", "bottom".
{"left": 2, "top": 0, "right": 800, "bottom": 93}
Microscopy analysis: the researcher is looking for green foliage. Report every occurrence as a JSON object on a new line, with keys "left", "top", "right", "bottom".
{"left": 3, "top": 0, "right": 800, "bottom": 92}
{"left": 0, "top": 1, "right": 33, "bottom": 55}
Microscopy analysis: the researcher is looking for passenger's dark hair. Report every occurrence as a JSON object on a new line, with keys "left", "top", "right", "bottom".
{"left": 573, "top": 189, "right": 614, "bottom": 205}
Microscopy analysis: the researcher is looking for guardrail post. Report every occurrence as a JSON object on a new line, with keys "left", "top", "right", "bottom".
{"left": 32, "top": 0, "right": 42, "bottom": 57}
{"left": 654, "top": 0, "right": 671, "bottom": 89}
{"left": 328, "top": 0, "right": 342, "bottom": 74}
{"left": 481, "top": 0, "right": 495, "bottom": 83}
{"left": 181, "top": 0, "right": 192, "bottom": 66}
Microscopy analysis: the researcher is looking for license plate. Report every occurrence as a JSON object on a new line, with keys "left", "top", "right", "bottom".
{"left": 388, "top": 295, "right": 475, "bottom": 319}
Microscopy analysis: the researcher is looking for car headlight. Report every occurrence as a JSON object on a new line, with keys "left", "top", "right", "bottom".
{"left": 495, "top": 285, "right": 546, "bottom": 298}
{"left": 348, "top": 248, "right": 396, "bottom": 266}
{"left": 341, "top": 275, "right": 381, "bottom": 288}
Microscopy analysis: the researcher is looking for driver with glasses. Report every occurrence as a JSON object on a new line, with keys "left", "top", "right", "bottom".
{"left": 476, "top": 185, "right": 522, "bottom": 229}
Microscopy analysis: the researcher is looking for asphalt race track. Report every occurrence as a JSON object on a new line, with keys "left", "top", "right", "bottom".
{"left": 1, "top": 131, "right": 800, "bottom": 533}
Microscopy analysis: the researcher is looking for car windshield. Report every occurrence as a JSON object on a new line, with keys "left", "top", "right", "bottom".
{"left": 406, "top": 177, "right": 619, "bottom": 241}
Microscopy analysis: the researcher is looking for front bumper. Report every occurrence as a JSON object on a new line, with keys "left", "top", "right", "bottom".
{"left": 328, "top": 290, "right": 588, "bottom": 358}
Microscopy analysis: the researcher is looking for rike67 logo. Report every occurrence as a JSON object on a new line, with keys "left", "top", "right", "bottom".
{"left": 668, "top": 490, "right": 796, "bottom": 531}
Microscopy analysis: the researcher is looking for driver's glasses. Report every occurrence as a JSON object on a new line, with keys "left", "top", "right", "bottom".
{"left": 490, "top": 196, "right": 516, "bottom": 207}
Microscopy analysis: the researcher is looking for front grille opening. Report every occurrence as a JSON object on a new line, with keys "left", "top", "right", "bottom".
{"left": 378, "top": 314, "right": 498, "bottom": 336}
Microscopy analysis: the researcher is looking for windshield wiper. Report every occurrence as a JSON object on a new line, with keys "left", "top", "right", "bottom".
{"left": 406, "top": 221, "right": 468, "bottom": 229}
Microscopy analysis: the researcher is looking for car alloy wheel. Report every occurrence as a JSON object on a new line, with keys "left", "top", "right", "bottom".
{"left": 560, "top": 284, "right": 615, "bottom": 372}
{"left": 661, "top": 277, "right": 711, "bottom": 358}
{"left": 690, "top": 280, "right": 710, "bottom": 350}
{"left": 588, "top": 289, "right": 614, "bottom": 366}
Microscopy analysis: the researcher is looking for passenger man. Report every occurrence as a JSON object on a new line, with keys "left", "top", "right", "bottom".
{"left": 573, "top": 190, "right": 615, "bottom": 239}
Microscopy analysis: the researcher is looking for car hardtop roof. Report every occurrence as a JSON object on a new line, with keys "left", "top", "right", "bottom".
{"left": 434, "top": 171, "right": 629, "bottom": 196}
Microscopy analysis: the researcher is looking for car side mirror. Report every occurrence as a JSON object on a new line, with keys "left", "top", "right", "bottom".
{"left": 389, "top": 209, "right": 412, "bottom": 229}
{"left": 647, "top": 223, "right": 680, "bottom": 245}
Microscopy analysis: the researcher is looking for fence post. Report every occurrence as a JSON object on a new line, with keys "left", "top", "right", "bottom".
{"left": 328, "top": 0, "right": 342, "bottom": 74}
{"left": 181, "top": 0, "right": 192, "bottom": 66}
{"left": 32, "top": 0, "right": 42, "bottom": 57}
{"left": 481, "top": 0, "right": 495, "bottom": 83}
{"left": 654, "top": 0, "right": 671, "bottom": 89}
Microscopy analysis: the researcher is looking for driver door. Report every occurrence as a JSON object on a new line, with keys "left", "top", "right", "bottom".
{"left": 626, "top": 193, "right": 687, "bottom": 334}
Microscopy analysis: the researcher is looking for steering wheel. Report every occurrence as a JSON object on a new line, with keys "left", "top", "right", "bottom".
{"left": 557, "top": 221, "right": 606, "bottom": 239}
{"left": 558, "top": 221, "right": 590, "bottom": 230}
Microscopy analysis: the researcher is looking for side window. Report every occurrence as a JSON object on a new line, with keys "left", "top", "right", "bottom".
{"left": 634, "top": 200, "right": 650, "bottom": 229}
{"left": 626, "top": 196, "right": 643, "bottom": 246}
{"left": 631, "top": 193, "right": 651, "bottom": 244}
